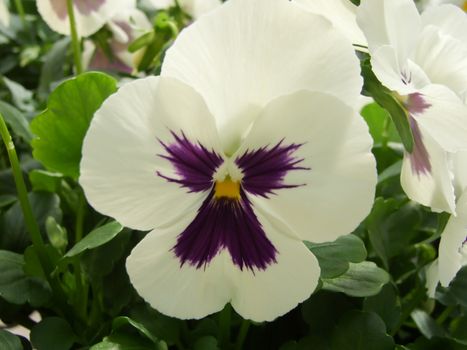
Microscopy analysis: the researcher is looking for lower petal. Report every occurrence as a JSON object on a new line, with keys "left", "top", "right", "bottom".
{"left": 229, "top": 210, "right": 320, "bottom": 322}
{"left": 126, "top": 225, "right": 233, "bottom": 320}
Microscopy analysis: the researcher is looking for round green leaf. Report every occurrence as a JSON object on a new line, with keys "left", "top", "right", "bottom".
{"left": 31, "top": 72, "right": 117, "bottom": 179}
{"left": 31, "top": 317, "right": 76, "bottom": 350}
{"left": 0, "top": 330, "right": 22, "bottom": 350}
{"left": 331, "top": 311, "right": 394, "bottom": 350}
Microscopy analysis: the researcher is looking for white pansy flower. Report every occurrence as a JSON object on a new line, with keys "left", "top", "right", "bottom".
{"left": 293, "top": 0, "right": 367, "bottom": 49}
{"left": 83, "top": 7, "right": 152, "bottom": 74}
{"left": 37, "top": 0, "right": 133, "bottom": 37}
{"left": 148, "top": 0, "right": 221, "bottom": 19}
{"left": 357, "top": 0, "right": 467, "bottom": 214}
{"left": 0, "top": 0, "right": 9, "bottom": 27}
{"left": 80, "top": 0, "right": 376, "bottom": 322}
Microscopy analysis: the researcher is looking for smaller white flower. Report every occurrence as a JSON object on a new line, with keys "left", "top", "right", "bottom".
{"left": 357, "top": 0, "right": 467, "bottom": 214}
{"left": 0, "top": 0, "right": 9, "bottom": 27}
{"left": 293, "top": 0, "right": 367, "bottom": 49}
{"left": 37, "top": 0, "right": 133, "bottom": 37}
{"left": 83, "top": 7, "right": 152, "bottom": 74}
{"left": 148, "top": 0, "right": 221, "bottom": 19}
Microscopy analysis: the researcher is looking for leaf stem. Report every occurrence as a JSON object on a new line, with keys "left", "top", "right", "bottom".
{"left": 66, "top": 0, "right": 83, "bottom": 75}
{"left": 75, "top": 188, "right": 86, "bottom": 243}
{"left": 235, "top": 319, "right": 250, "bottom": 350}
{"left": 436, "top": 305, "right": 456, "bottom": 325}
{"left": 13, "top": 0, "right": 26, "bottom": 28}
{"left": 218, "top": 304, "right": 232, "bottom": 347}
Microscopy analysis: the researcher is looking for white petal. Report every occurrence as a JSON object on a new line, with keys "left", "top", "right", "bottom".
{"left": 293, "top": 0, "right": 367, "bottom": 47}
{"left": 37, "top": 0, "right": 129, "bottom": 37}
{"left": 182, "top": 0, "right": 222, "bottom": 19}
{"left": 80, "top": 76, "right": 222, "bottom": 231}
{"left": 415, "top": 26, "right": 467, "bottom": 98}
{"left": 147, "top": 0, "right": 174, "bottom": 9}
{"left": 0, "top": 0, "right": 10, "bottom": 27}
{"left": 234, "top": 91, "right": 376, "bottom": 243}
{"left": 126, "top": 224, "right": 233, "bottom": 320}
{"left": 162, "top": 0, "right": 362, "bottom": 154}
{"left": 421, "top": 4, "right": 467, "bottom": 43}
{"left": 400, "top": 132, "right": 456, "bottom": 213}
{"left": 453, "top": 151, "right": 467, "bottom": 197}
{"left": 357, "top": 0, "right": 421, "bottom": 64}
{"left": 415, "top": 84, "right": 467, "bottom": 153}
{"left": 425, "top": 260, "right": 440, "bottom": 298}
{"left": 229, "top": 210, "right": 320, "bottom": 322}
{"left": 438, "top": 190, "right": 467, "bottom": 286}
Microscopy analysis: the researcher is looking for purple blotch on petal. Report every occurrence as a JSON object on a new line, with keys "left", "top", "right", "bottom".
{"left": 50, "top": 0, "right": 106, "bottom": 20}
{"left": 236, "top": 140, "right": 309, "bottom": 198}
{"left": 173, "top": 189, "right": 277, "bottom": 271}
{"left": 156, "top": 131, "right": 223, "bottom": 193}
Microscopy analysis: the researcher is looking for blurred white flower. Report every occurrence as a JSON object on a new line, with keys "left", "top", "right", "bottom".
{"left": 37, "top": 0, "right": 133, "bottom": 37}
{"left": 358, "top": 0, "right": 467, "bottom": 214}
{"left": 148, "top": 0, "right": 221, "bottom": 19}
{"left": 418, "top": 0, "right": 467, "bottom": 12}
{"left": 0, "top": 0, "right": 9, "bottom": 27}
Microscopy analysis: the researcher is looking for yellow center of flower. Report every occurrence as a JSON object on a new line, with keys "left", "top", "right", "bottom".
{"left": 463, "top": 1, "right": 467, "bottom": 11}
{"left": 214, "top": 179, "right": 241, "bottom": 200}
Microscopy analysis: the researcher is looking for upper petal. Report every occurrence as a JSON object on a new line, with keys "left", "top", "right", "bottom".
{"left": 438, "top": 190, "right": 467, "bottom": 286}
{"left": 357, "top": 0, "right": 421, "bottom": 64}
{"left": 421, "top": 4, "right": 467, "bottom": 43}
{"left": 80, "top": 76, "right": 222, "bottom": 231}
{"left": 234, "top": 90, "right": 377, "bottom": 243}
{"left": 162, "top": 0, "right": 362, "bottom": 154}
{"left": 293, "top": 0, "right": 367, "bottom": 48}
{"left": 37, "top": 0, "right": 131, "bottom": 37}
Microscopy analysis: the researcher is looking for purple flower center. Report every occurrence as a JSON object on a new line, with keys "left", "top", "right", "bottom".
{"left": 405, "top": 93, "right": 432, "bottom": 176}
{"left": 157, "top": 132, "right": 309, "bottom": 271}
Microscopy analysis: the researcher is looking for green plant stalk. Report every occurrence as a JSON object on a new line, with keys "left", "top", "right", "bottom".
{"left": 13, "top": 0, "right": 26, "bottom": 28}
{"left": 0, "top": 113, "right": 72, "bottom": 318}
{"left": 66, "top": 0, "right": 83, "bottom": 75}
{"left": 218, "top": 304, "right": 232, "bottom": 347}
{"left": 235, "top": 319, "right": 250, "bottom": 350}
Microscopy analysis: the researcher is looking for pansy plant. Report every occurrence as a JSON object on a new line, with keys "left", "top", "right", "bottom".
{"left": 357, "top": 0, "right": 467, "bottom": 214}
{"left": 80, "top": 0, "right": 376, "bottom": 321}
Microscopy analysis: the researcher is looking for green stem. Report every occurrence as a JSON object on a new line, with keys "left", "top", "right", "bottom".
{"left": 235, "top": 319, "right": 250, "bottom": 350}
{"left": 0, "top": 113, "right": 72, "bottom": 318}
{"left": 218, "top": 304, "right": 232, "bottom": 347}
{"left": 436, "top": 305, "right": 456, "bottom": 325}
{"left": 75, "top": 188, "right": 86, "bottom": 243}
{"left": 13, "top": 0, "right": 26, "bottom": 28}
{"left": 66, "top": 0, "right": 83, "bottom": 75}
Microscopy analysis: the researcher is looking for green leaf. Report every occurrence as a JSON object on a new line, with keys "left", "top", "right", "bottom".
{"left": 0, "top": 330, "right": 22, "bottom": 350}
{"left": 0, "top": 101, "right": 32, "bottom": 141}
{"left": 322, "top": 261, "right": 390, "bottom": 297}
{"left": 363, "top": 284, "right": 401, "bottom": 334}
{"left": 193, "top": 336, "right": 219, "bottom": 350}
{"left": 361, "top": 103, "right": 400, "bottom": 145}
{"left": 2, "top": 77, "right": 35, "bottom": 113}
{"left": 91, "top": 333, "right": 163, "bottom": 350}
{"left": 306, "top": 234, "right": 367, "bottom": 278}
{"left": 411, "top": 309, "right": 447, "bottom": 339}
{"left": 0, "top": 192, "right": 62, "bottom": 252}
{"left": 31, "top": 72, "right": 117, "bottom": 179}
{"left": 331, "top": 311, "right": 394, "bottom": 350}
{"left": 112, "top": 317, "right": 159, "bottom": 344}
{"left": 362, "top": 60, "right": 414, "bottom": 153}
{"left": 30, "top": 317, "right": 76, "bottom": 350}
{"left": 446, "top": 266, "right": 467, "bottom": 308}
{"left": 45, "top": 216, "right": 68, "bottom": 254}
{"left": 29, "top": 170, "right": 62, "bottom": 193}
{"left": 64, "top": 221, "right": 123, "bottom": 258}
{"left": 0, "top": 250, "right": 51, "bottom": 306}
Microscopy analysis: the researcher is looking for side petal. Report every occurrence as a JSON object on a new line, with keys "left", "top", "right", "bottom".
{"left": 126, "top": 225, "right": 232, "bottom": 320}
{"left": 438, "top": 190, "right": 467, "bottom": 286}
{"left": 183, "top": 0, "right": 222, "bottom": 19}
{"left": 453, "top": 151, "right": 467, "bottom": 198}
{"left": 415, "top": 26, "right": 467, "bottom": 98}
{"left": 293, "top": 0, "right": 367, "bottom": 48}
{"left": 80, "top": 76, "right": 222, "bottom": 231}
{"left": 229, "top": 210, "right": 320, "bottom": 322}
{"left": 425, "top": 260, "right": 440, "bottom": 298}
{"left": 414, "top": 84, "right": 467, "bottom": 153}
{"left": 421, "top": 4, "right": 467, "bottom": 43}
{"left": 357, "top": 0, "right": 421, "bottom": 63}
{"left": 162, "top": 0, "right": 362, "bottom": 153}
{"left": 0, "top": 0, "right": 10, "bottom": 27}
{"left": 234, "top": 90, "right": 377, "bottom": 243}
{"left": 400, "top": 132, "right": 456, "bottom": 213}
